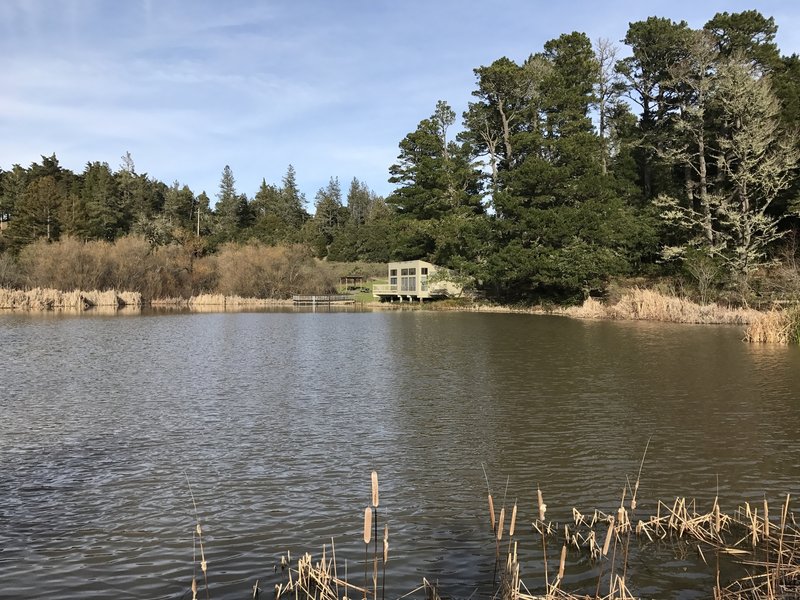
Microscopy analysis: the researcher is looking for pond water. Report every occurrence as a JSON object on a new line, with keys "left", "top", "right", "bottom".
{"left": 1, "top": 309, "right": 799, "bottom": 599}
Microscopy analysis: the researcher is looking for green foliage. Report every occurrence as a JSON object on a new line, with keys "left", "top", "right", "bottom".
{"left": 2, "top": 9, "right": 799, "bottom": 305}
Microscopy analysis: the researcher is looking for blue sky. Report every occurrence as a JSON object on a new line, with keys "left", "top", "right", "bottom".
{"left": 2, "top": 1, "right": 798, "bottom": 207}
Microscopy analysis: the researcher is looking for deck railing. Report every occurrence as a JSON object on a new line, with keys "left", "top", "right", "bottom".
{"left": 372, "top": 284, "right": 398, "bottom": 295}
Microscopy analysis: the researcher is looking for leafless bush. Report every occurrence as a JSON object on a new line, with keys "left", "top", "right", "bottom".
{"left": 216, "top": 243, "right": 336, "bottom": 299}
{"left": 0, "top": 252, "right": 21, "bottom": 288}
{"left": 18, "top": 237, "right": 112, "bottom": 290}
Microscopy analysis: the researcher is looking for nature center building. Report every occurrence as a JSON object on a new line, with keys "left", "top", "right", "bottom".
{"left": 372, "top": 260, "right": 462, "bottom": 302}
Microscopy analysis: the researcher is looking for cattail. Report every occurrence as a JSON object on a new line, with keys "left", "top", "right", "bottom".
{"left": 557, "top": 545, "right": 567, "bottom": 580}
{"left": 496, "top": 507, "right": 505, "bottom": 541}
{"left": 602, "top": 516, "right": 615, "bottom": 556}
{"left": 763, "top": 498, "right": 769, "bottom": 539}
{"left": 363, "top": 507, "right": 372, "bottom": 544}
{"left": 509, "top": 502, "right": 518, "bottom": 537}
{"left": 383, "top": 524, "right": 389, "bottom": 564}
{"left": 537, "top": 487, "right": 547, "bottom": 522}
{"left": 371, "top": 471, "right": 379, "bottom": 508}
{"left": 488, "top": 494, "right": 496, "bottom": 532}
{"left": 714, "top": 500, "right": 721, "bottom": 534}
{"left": 192, "top": 578, "right": 197, "bottom": 600}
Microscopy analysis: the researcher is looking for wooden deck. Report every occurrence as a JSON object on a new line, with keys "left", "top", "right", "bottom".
{"left": 292, "top": 294, "right": 355, "bottom": 305}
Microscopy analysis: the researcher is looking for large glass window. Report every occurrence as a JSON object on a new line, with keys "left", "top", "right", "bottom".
{"left": 400, "top": 267, "right": 417, "bottom": 292}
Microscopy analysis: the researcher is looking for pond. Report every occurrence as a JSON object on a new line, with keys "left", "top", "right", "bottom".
{"left": 1, "top": 309, "right": 799, "bottom": 599}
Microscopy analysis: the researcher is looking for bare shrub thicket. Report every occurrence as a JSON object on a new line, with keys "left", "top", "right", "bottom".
{"left": 18, "top": 237, "right": 111, "bottom": 291}
{"left": 215, "top": 243, "right": 336, "bottom": 298}
{"left": 0, "top": 252, "right": 21, "bottom": 288}
{"left": 9, "top": 237, "right": 336, "bottom": 300}
{"left": 13, "top": 236, "right": 212, "bottom": 299}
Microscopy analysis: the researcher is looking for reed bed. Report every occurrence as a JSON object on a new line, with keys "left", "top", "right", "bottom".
{"left": 565, "top": 289, "right": 763, "bottom": 325}
{"left": 186, "top": 466, "right": 800, "bottom": 600}
{"left": 744, "top": 309, "right": 800, "bottom": 344}
{"left": 0, "top": 287, "right": 142, "bottom": 310}
{"left": 483, "top": 465, "right": 799, "bottom": 600}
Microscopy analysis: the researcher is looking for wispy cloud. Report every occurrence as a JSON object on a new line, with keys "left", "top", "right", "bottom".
{"left": 2, "top": 0, "right": 798, "bottom": 199}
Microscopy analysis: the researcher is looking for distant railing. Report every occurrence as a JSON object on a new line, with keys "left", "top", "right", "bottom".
{"left": 292, "top": 294, "right": 355, "bottom": 305}
{"left": 372, "top": 284, "right": 398, "bottom": 294}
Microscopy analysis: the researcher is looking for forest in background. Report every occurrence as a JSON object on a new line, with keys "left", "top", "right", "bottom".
{"left": 1, "top": 10, "right": 799, "bottom": 303}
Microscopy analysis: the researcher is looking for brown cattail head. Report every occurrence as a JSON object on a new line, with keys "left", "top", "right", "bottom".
{"left": 488, "top": 494, "right": 496, "bottom": 532}
{"left": 557, "top": 544, "right": 567, "bottom": 580}
{"left": 371, "top": 471, "right": 379, "bottom": 508}
{"left": 497, "top": 507, "right": 506, "bottom": 541}
{"left": 363, "top": 507, "right": 372, "bottom": 544}
{"left": 537, "top": 487, "right": 547, "bottom": 522}
{"left": 509, "top": 503, "right": 518, "bottom": 537}
{"left": 763, "top": 498, "right": 769, "bottom": 539}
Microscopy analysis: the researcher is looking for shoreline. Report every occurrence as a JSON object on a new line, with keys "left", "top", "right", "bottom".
{"left": 2, "top": 286, "right": 797, "bottom": 344}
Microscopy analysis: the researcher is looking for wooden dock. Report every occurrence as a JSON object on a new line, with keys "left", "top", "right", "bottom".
{"left": 292, "top": 294, "right": 355, "bottom": 306}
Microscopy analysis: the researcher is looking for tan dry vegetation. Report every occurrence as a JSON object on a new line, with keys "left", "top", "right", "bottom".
{"left": 565, "top": 288, "right": 762, "bottom": 325}
{"left": 2, "top": 237, "right": 353, "bottom": 303}
{"left": 0, "top": 287, "right": 142, "bottom": 310}
{"left": 15, "top": 236, "right": 214, "bottom": 300}
{"left": 744, "top": 309, "right": 800, "bottom": 344}
{"left": 213, "top": 243, "right": 337, "bottom": 299}
{"left": 268, "top": 470, "right": 800, "bottom": 600}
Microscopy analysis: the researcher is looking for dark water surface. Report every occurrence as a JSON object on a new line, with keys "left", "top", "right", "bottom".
{"left": 1, "top": 310, "right": 799, "bottom": 599}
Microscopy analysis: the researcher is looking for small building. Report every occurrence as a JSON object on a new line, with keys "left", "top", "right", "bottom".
{"left": 372, "top": 259, "right": 462, "bottom": 302}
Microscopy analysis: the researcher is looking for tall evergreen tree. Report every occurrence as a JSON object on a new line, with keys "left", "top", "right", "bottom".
{"left": 213, "top": 165, "right": 250, "bottom": 241}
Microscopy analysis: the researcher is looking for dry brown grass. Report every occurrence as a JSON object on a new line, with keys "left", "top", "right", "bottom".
{"left": 745, "top": 309, "right": 800, "bottom": 344}
{"left": 0, "top": 287, "right": 142, "bottom": 310}
{"left": 565, "top": 288, "right": 762, "bottom": 325}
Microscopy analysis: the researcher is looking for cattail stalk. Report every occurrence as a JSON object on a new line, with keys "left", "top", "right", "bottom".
{"left": 537, "top": 486, "right": 548, "bottom": 590}
{"left": 363, "top": 506, "right": 372, "bottom": 599}
{"left": 382, "top": 525, "right": 388, "bottom": 600}
{"left": 371, "top": 471, "right": 379, "bottom": 599}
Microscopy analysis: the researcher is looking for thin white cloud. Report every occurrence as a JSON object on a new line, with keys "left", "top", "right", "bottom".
{"left": 2, "top": 0, "right": 798, "bottom": 200}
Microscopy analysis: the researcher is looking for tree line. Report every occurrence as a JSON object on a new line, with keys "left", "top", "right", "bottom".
{"left": 2, "top": 10, "right": 799, "bottom": 302}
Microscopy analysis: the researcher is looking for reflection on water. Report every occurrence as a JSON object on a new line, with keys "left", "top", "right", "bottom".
{"left": 1, "top": 311, "right": 799, "bottom": 599}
